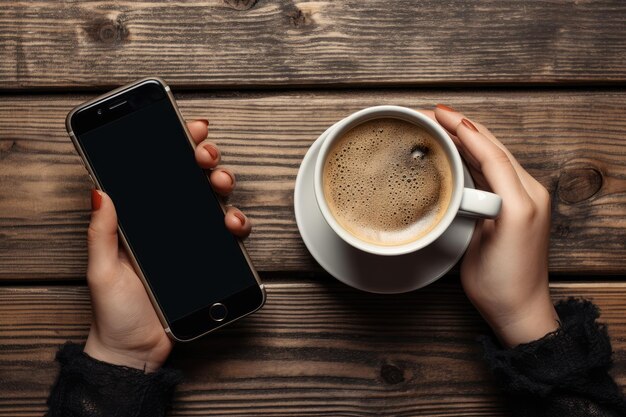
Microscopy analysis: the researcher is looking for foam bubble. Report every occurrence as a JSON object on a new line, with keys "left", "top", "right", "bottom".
{"left": 322, "top": 118, "right": 453, "bottom": 246}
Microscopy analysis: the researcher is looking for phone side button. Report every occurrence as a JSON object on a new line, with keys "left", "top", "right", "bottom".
{"left": 209, "top": 303, "right": 228, "bottom": 322}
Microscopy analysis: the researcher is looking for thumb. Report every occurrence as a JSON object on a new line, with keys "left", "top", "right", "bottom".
{"left": 87, "top": 190, "right": 119, "bottom": 281}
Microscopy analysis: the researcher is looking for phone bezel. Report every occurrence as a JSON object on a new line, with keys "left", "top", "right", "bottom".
{"left": 66, "top": 77, "right": 266, "bottom": 342}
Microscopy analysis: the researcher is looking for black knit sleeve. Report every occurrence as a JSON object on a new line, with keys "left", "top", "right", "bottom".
{"left": 45, "top": 343, "right": 182, "bottom": 417}
{"left": 481, "top": 299, "right": 626, "bottom": 417}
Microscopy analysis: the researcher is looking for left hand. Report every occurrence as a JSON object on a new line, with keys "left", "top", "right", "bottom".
{"left": 84, "top": 120, "right": 251, "bottom": 372}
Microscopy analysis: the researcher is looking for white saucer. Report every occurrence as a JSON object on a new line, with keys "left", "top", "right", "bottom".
{"left": 294, "top": 124, "right": 477, "bottom": 294}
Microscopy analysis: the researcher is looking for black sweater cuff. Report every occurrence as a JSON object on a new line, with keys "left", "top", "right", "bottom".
{"left": 481, "top": 299, "right": 626, "bottom": 415}
{"left": 46, "top": 342, "right": 182, "bottom": 417}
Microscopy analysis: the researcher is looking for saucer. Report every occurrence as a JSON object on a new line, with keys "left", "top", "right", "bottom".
{"left": 294, "top": 124, "right": 477, "bottom": 294}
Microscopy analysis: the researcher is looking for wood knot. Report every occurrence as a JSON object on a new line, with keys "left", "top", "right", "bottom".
{"left": 555, "top": 223, "right": 571, "bottom": 238}
{"left": 224, "top": 0, "right": 257, "bottom": 10}
{"left": 289, "top": 9, "right": 308, "bottom": 27}
{"left": 380, "top": 364, "right": 405, "bottom": 385}
{"left": 88, "top": 17, "right": 129, "bottom": 45}
{"left": 557, "top": 167, "right": 603, "bottom": 204}
{"left": 0, "top": 140, "right": 16, "bottom": 161}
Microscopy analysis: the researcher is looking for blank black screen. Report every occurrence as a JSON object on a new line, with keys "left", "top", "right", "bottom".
{"left": 78, "top": 97, "right": 257, "bottom": 322}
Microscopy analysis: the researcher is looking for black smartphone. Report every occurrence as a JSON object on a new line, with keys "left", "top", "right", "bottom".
{"left": 66, "top": 78, "right": 265, "bottom": 342}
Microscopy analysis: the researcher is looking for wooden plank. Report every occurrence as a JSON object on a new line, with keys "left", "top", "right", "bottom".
{"left": 1, "top": 1, "right": 626, "bottom": 89}
{"left": 0, "top": 281, "right": 625, "bottom": 416}
{"left": 2, "top": 90, "right": 626, "bottom": 279}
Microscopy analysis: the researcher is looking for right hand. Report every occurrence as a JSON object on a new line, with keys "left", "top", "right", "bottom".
{"left": 84, "top": 120, "right": 252, "bottom": 372}
{"left": 432, "top": 104, "right": 559, "bottom": 348}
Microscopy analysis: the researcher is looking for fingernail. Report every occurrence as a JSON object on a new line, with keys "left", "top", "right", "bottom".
{"left": 222, "top": 170, "right": 235, "bottom": 185}
{"left": 195, "top": 119, "right": 209, "bottom": 127}
{"left": 461, "top": 118, "right": 479, "bottom": 132}
{"left": 233, "top": 211, "right": 246, "bottom": 226}
{"left": 91, "top": 189, "right": 102, "bottom": 211}
{"left": 204, "top": 144, "right": 218, "bottom": 160}
{"left": 436, "top": 103, "right": 456, "bottom": 112}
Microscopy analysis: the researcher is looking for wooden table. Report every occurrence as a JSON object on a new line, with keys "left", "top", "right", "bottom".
{"left": 1, "top": 1, "right": 626, "bottom": 415}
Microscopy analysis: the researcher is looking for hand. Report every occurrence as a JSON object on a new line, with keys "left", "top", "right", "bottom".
{"left": 432, "top": 105, "right": 559, "bottom": 347}
{"left": 84, "top": 120, "right": 251, "bottom": 372}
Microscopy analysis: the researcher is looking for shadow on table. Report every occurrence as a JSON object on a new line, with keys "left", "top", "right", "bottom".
{"left": 167, "top": 274, "right": 506, "bottom": 416}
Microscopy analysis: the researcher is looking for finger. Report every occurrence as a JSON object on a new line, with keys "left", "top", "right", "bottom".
{"left": 195, "top": 140, "right": 222, "bottom": 169}
{"left": 457, "top": 141, "right": 481, "bottom": 172}
{"left": 87, "top": 190, "right": 119, "bottom": 282}
{"left": 417, "top": 109, "right": 484, "bottom": 188}
{"left": 455, "top": 143, "right": 491, "bottom": 191}
{"left": 210, "top": 168, "right": 236, "bottom": 196}
{"left": 465, "top": 116, "right": 545, "bottom": 197}
{"left": 186, "top": 119, "right": 209, "bottom": 145}
{"left": 435, "top": 105, "right": 512, "bottom": 158}
{"left": 433, "top": 104, "right": 466, "bottom": 136}
{"left": 467, "top": 163, "right": 490, "bottom": 191}
{"left": 422, "top": 106, "right": 457, "bottom": 149}
{"left": 419, "top": 107, "right": 453, "bottom": 141}
{"left": 224, "top": 206, "right": 251, "bottom": 238}
{"left": 434, "top": 106, "right": 514, "bottom": 160}
{"left": 434, "top": 105, "right": 539, "bottom": 190}
{"left": 456, "top": 119, "right": 532, "bottom": 206}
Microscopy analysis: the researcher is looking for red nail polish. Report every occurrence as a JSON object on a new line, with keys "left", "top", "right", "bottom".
{"left": 461, "top": 118, "right": 479, "bottom": 132}
{"left": 233, "top": 211, "right": 246, "bottom": 226}
{"left": 436, "top": 103, "right": 456, "bottom": 112}
{"left": 91, "top": 189, "right": 102, "bottom": 211}
{"left": 196, "top": 119, "right": 209, "bottom": 127}
{"left": 205, "top": 145, "right": 218, "bottom": 160}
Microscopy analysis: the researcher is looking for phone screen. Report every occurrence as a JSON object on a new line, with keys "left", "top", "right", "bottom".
{"left": 73, "top": 82, "right": 259, "bottom": 328}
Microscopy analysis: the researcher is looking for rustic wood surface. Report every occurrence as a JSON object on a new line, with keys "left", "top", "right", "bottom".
{"left": 1, "top": 90, "right": 626, "bottom": 279}
{"left": 2, "top": 0, "right": 626, "bottom": 415}
{"left": 2, "top": 1, "right": 626, "bottom": 90}
{"left": 1, "top": 280, "right": 625, "bottom": 417}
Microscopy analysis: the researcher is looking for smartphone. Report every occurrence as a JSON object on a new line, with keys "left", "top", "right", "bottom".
{"left": 66, "top": 78, "right": 265, "bottom": 342}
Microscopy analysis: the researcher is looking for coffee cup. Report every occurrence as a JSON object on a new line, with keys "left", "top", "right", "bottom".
{"left": 314, "top": 105, "right": 502, "bottom": 256}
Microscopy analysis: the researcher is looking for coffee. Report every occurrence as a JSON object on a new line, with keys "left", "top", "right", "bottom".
{"left": 322, "top": 118, "right": 453, "bottom": 246}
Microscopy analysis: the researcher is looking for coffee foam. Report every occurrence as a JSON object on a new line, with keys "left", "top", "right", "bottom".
{"left": 323, "top": 118, "right": 453, "bottom": 246}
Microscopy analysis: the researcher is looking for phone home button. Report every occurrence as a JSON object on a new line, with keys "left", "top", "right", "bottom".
{"left": 209, "top": 303, "right": 228, "bottom": 322}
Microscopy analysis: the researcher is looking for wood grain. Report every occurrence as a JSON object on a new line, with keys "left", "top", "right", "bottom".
{"left": 2, "top": 90, "right": 626, "bottom": 279}
{"left": 1, "top": 280, "right": 625, "bottom": 416}
{"left": 2, "top": 1, "right": 626, "bottom": 89}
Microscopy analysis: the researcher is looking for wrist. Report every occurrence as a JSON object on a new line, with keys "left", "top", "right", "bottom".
{"left": 490, "top": 298, "right": 560, "bottom": 348}
{"left": 84, "top": 332, "right": 165, "bottom": 373}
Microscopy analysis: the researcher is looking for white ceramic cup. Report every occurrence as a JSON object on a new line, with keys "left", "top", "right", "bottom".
{"left": 314, "top": 105, "right": 502, "bottom": 256}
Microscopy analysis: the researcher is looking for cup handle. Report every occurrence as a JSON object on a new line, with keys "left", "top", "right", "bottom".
{"left": 458, "top": 188, "right": 502, "bottom": 219}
